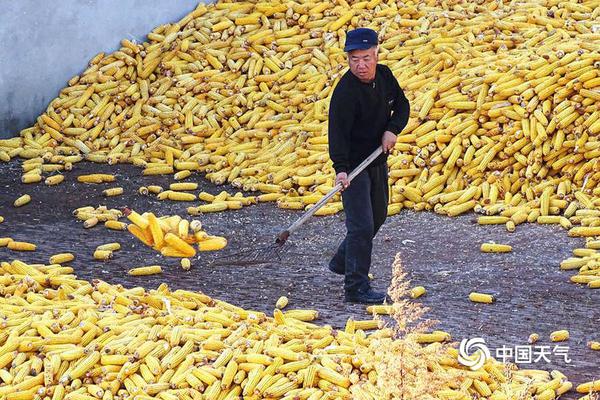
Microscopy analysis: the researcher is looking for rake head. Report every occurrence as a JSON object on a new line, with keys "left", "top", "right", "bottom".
{"left": 209, "top": 236, "right": 290, "bottom": 267}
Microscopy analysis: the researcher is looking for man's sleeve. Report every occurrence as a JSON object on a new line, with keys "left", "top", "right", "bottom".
{"left": 385, "top": 68, "right": 411, "bottom": 135}
{"left": 328, "top": 86, "right": 354, "bottom": 174}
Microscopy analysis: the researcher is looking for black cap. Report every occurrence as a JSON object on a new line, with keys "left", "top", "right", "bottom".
{"left": 344, "top": 28, "right": 378, "bottom": 52}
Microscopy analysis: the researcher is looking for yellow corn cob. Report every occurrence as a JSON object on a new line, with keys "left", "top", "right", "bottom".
{"left": 164, "top": 233, "right": 196, "bottom": 257}
{"left": 127, "top": 224, "right": 153, "bottom": 246}
{"left": 14, "top": 195, "right": 31, "bottom": 207}
{"left": 480, "top": 243, "right": 512, "bottom": 253}
{"left": 169, "top": 182, "right": 198, "bottom": 191}
{"left": 45, "top": 175, "right": 65, "bottom": 186}
{"left": 105, "top": 220, "right": 127, "bottom": 231}
{"left": 128, "top": 265, "right": 163, "bottom": 276}
{"left": 167, "top": 191, "right": 197, "bottom": 201}
{"left": 93, "top": 250, "right": 112, "bottom": 260}
{"left": 49, "top": 253, "right": 75, "bottom": 265}
{"left": 528, "top": 333, "right": 539, "bottom": 344}
{"left": 77, "top": 174, "right": 115, "bottom": 183}
{"left": 147, "top": 185, "right": 163, "bottom": 194}
{"left": 7, "top": 241, "right": 36, "bottom": 251}
{"left": 97, "top": 242, "right": 121, "bottom": 251}
{"left": 469, "top": 292, "right": 495, "bottom": 304}
{"left": 198, "top": 236, "right": 227, "bottom": 251}
{"left": 550, "top": 330, "right": 569, "bottom": 342}
{"left": 410, "top": 286, "right": 426, "bottom": 299}
{"left": 83, "top": 217, "right": 98, "bottom": 228}
{"left": 102, "top": 187, "right": 123, "bottom": 197}
{"left": 275, "top": 296, "right": 289, "bottom": 309}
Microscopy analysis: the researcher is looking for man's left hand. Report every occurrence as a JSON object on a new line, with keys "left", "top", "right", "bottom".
{"left": 382, "top": 131, "right": 397, "bottom": 154}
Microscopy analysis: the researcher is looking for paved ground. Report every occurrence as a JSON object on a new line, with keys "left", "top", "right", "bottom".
{"left": 1, "top": 160, "right": 598, "bottom": 398}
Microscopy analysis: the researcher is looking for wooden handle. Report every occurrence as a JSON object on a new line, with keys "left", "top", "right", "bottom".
{"left": 283, "top": 146, "right": 383, "bottom": 237}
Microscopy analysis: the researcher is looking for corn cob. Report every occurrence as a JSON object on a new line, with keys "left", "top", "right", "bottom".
{"left": 128, "top": 265, "right": 163, "bottom": 276}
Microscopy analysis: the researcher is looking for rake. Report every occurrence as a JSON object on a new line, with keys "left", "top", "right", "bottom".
{"left": 210, "top": 146, "right": 384, "bottom": 266}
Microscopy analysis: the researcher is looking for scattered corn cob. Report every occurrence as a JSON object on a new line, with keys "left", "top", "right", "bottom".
{"left": 366, "top": 305, "right": 393, "bottom": 315}
{"left": 410, "top": 286, "right": 426, "bottom": 299}
{"left": 13, "top": 194, "right": 31, "bottom": 207}
{"left": 528, "top": 333, "right": 540, "bottom": 344}
{"left": 550, "top": 330, "right": 570, "bottom": 342}
{"left": 469, "top": 292, "right": 495, "bottom": 304}
{"left": 44, "top": 174, "right": 64, "bottom": 186}
{"left": 49, "top": 253, "right": 75, "bottom": 264}
{"left": 128, "top": 265, "right": 163, "bottom": 276}
{"left": 77, "top": 173, "right": 115, "bottom": 184}
{"left": 7, "top": 241, "right": 36, "bottom": 251}
{"left": 105, "top": 220, "right": 127, "bottom": 230}
{"left": 93, "top": 249, "right": 113, "bottom": 260}
{"left": 125, "top": 208, "right": 226, "bottom": 257}
{"left": 96, "top": 242, "right": 121, "bottom": 252}
{"left": 481, "top": 243, "right": 513, "bottom": 253}
{"left": 276, "top": 296, "right": 289, "bottom": 309}
{"left": 102, "top": 187, "right": 124, "bottom": 197}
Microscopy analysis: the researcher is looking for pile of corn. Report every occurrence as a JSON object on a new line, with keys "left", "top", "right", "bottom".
{"left": 0, "top": 258, "right": 580, "bottom": 399}
{"left": 0, "top": 0, "right": 594, "bottom": 217}
{"left": 560, "top": 238, "right": 600, "bottom": 289}
{"left": 93, "top": 243, "right": 122, "bottom": 261}
{"left": 73, "top": 206, "right": 124, "bottom": 230}
{"left": 125, "top": 209, "right": 227, "bottom": 257}
{"left": 189, "top": 190, "right": 257, "bottom": 213}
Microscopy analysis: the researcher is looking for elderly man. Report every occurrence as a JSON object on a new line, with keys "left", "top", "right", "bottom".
{"left": 327, "top": 27, "right": 410, "bottom": 304}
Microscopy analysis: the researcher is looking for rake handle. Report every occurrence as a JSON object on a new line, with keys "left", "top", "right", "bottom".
{"left": 277, "top": 146, "right": 384, "bottom": 243}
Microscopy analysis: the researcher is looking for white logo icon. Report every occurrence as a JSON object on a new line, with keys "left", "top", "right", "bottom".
{"left": 458, "top": 337, "right": 491, "bottom": 370}
{"left": 363, "top": 39, "right": 368, "bottom": 42}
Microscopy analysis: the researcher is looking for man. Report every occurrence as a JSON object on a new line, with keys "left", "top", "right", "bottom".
{"left": 327, "top": 27, "right": 410, "bottom": 304}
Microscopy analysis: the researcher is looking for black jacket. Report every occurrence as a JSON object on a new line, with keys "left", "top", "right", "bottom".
{"left": 328, "top": 64, "right": 410, "bottom": 174}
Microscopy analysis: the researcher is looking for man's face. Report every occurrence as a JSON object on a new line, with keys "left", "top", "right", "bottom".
{"left": 348, "top": 47, "right": 378, "bottom": 83}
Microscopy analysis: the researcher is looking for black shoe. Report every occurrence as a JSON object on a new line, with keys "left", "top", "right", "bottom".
{"left": 328, "top": 264, "right": 345, "bottom": 275}
{"left": 345, "top": 288, "right": 387, "bottom": 304}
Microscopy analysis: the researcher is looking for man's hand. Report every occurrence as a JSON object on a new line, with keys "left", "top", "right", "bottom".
{"left": 382, "top": 130, "right": 397, "bottom": 154}
{"left": 336, "top": 172, "right": 350, "bottom": 191}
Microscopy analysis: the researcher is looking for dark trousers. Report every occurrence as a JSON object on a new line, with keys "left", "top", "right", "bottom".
{"left": 329, "top": 163, "right": 389, "bottom": 294}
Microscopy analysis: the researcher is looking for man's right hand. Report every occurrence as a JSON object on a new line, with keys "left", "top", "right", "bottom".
{"left": 336, "top": 172, "right": 350, "bottom": 191}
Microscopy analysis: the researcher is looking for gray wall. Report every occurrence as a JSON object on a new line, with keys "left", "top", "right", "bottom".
{"left": 0, "top": 0, "right": 210, "bottom": 139}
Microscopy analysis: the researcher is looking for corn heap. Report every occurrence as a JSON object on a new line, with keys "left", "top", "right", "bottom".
{"left": 0, "top": 0, "right": 597, "bottom": 222}
{"left": 189, "top": 190, "right": 257, "bottom": 214}
{"left": 0, "top": 259, "right": 580, "bottom": 399}
{"left": 560, "top": 237, "right": 600, "bottom": 289}
{"left": 0, "top": 0, "right": 595, "bottom": 212}
{"left": 125, "top": 209, "right": 227, "bottom": 257}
